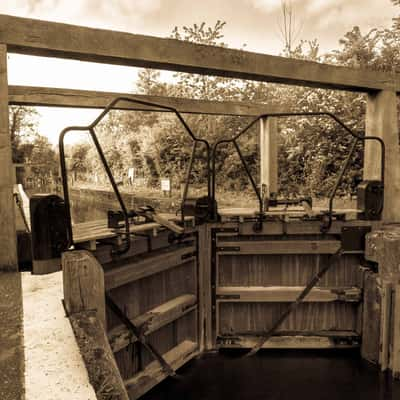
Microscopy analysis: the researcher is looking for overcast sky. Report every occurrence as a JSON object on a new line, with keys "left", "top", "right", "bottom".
{"left": 1, "top": 0, "right": 398, "bottom": 144}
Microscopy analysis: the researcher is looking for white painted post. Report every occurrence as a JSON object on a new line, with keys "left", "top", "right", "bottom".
{"left": 260, "top": 117, "right": 278, "bottom": 198}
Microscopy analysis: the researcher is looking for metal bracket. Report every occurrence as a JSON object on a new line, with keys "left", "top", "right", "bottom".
{"left": 214, "top": 227, "right": 239, "bottom": 234}
{"left": 216, "top": 246, "right": 241, "bottom": 252}
{"left": 216, "top": 294, "right": 241, "bottom": 300}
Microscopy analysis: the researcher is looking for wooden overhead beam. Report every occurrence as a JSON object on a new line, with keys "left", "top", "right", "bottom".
{"left": 8, "top": 85, "right": 273, "bottom": 116}
{"left": 1, "top": 14, "right": 399, "bottom": 92}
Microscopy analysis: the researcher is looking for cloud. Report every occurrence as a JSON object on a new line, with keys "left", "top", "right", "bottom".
{"left": 0, "top": 0, "right": 162, "bottom": 33}
{"left": 249, "top": 0, "right": 282, "bottom": 12}
{"left": 248, "top": 0, "right": 328, "bottom": 13}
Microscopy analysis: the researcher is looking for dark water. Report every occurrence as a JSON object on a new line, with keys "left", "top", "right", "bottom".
{"left": 142, "top": 350, "right": 400, "bottom": 400}
{"left": 70, "top": 195, "right": 111, "bottom": 223}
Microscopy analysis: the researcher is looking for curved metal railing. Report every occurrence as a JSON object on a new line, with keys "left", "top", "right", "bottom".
{"left": 59, "top": 96, "right": 211, "bottom": 254}
{"left": 210, "top": 112, "right": 385, "bottom": 231}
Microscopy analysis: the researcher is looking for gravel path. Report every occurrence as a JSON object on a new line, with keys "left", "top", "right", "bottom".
{"left": 22, "top": 271, "right": 96, "bottom": 400}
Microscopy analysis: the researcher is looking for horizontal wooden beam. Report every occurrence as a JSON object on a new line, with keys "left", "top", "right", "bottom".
{"left": 8, "top": 85, "right": 273, "bottom": 117}
{"left": 108, "top": 294, "right": 197, "bottom": 353}
{"left": 217, "top": 332, "right": 360, "bottom": 349}
{"left": 1, "top": 14, "right": 398, "bottom": 92}
{"left": 125, "top": 340, "right": 198, "bottom": 400}
{"left": 216, "top": 240, "right": 341, "bottom": 254}
{"left": 216, "top": 286, "right": 361, "bottom": 302}
{"left": 104, "top": 245, "right": 196, "bottom": 290}
{"left": 216, "top": 220, "right": 377, "bottom": 237}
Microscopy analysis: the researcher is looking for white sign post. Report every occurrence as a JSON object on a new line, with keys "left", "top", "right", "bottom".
{"left": 161, "top": 178, "right": 171, "bottom": 197}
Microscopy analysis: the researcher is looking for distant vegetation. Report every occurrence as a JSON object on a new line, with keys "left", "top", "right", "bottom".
{"left": 12, "top": 1, "right": 400, "bottom": 200}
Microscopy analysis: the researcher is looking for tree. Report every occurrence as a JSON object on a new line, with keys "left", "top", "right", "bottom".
{"left": 9, "top": 106, "right": 39, "bottom": 163}
{"left": 278, "top": 0, "right": 303, "bottom": 57}
{"left": 69, "top": 143, "right": 90, "bottom": 182}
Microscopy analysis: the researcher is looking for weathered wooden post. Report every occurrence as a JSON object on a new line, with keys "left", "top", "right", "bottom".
{"left": 364, "top": 90, "right": 400, "bottom": 222}
{"left": 362, "top": 90, "right": 400, "bottom": 379}
{"left": 63, "top": 250, "right": 129, "bottom": 399}
{"left": 365, "top": 227, "right": 400, "bottom": 378}
{"left": 260, "top": 117, "right": 278, "bottom": 199}
{"left": 0, "top": 44, "right": 17, "bottom": 271}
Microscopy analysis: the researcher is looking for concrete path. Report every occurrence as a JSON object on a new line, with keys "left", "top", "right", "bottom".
{"left": 22, "top": 271, "right": 96, "bottom": 400}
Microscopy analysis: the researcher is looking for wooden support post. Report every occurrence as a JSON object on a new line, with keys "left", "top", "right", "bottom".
{"left": 364, "top": 90, "right": 400, "bottom": 222}
{"left": 69, "top": 310, "right": 129, "bottom": 400}
{"left": 0, "top": 44, "right": 17, "bottom": 271}
{"left": 62, "top": 250, "right": 106, "bottom": 328}
{"left": 361, "top": 271, "right": 381, "bottom": 364}
{"left": 198, "top": 224, "right": 213, "bottom": 350}
{"left": 365, "top": 227, "right": 400, "bottom": 378}
{"left": 62, "top": 250, "right": 129, "bottom": 398}
{"left": 392, "top": 284, "right": 400, "bottom": 378}
{"left": 260, "top": 117, "right": 278, "bottom": 197}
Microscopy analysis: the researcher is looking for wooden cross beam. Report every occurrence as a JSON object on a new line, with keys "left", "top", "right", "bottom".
{"left": 0, "top": 14, "right": 399, "bottom": 92}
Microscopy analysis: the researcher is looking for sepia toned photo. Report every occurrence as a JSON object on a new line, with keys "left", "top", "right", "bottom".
{"left": 0, "top": 1, "right": 400, "bottom": 399}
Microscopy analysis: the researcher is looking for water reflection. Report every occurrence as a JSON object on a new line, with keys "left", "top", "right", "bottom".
{"left": 70, "top": 195, "right": 117, "bottom": 224}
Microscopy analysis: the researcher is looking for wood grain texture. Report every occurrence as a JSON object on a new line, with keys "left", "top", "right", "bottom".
{"left": 108, "top": 294, "right": 197, "bottom": 352}
{"left": 1, "top": 14, "right": 398, "bottom": 92}
{"left": 379, "top": 281, "right": 392, "bottom": 371}
{"left": 216, "top": 286, "right": 361, "bottom": 302}
{"left": 217, "top": 331, "right": 360, "bottom": 349}
{"left": 0, "top": 44, "right": 17, "bottom": 270}
{"left": 69, "top": 310, "right": 129, "bottom": 400}
{"left": 124, "top": 340, "right": 198, "bottom": 400}
{"left": 365, "top": 226, "right": 400, "bottom": 280}
{"left": 392, "top": 284, "right": 400, "bottom": 379}
{"left": 218, "top": 302, "right": 358, "bottom": 335}
{"left": 260, "top": 117, "right": 278, "bottom": 195}
{"left": 365, "top": 91, "right": 400, "bottom": 222}
{"left": 8, "top": 85, "right": 274, "bottom": 116}
{"left": 104, "top": 245, "right": 196, "bottom": 290}
{"left": 62, "top": 250, "right": 106, "bottom": 327}
{"left": 93, "top": 230, "right": 172, "bottom": 265}
{"left": 218, "top": 254, "right": 360, "bottom": 287}
{"left": 216, "top": 220, "right": 377, "bottom": 236}
{"left": 106, "top": 241, "right": 199, "bottom": 382}
{"left": 217, "top": 240, "right": 341, "bottom": 254}
{"left": 198, "top": 225, "right": 213, "bottom": 350}
{"left": 361, "top": 271, "right": 381, "bottom": 364}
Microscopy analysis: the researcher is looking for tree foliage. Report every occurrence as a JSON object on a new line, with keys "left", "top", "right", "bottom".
{"left": 67, "top": 8, "right": 400, "bottom": 200}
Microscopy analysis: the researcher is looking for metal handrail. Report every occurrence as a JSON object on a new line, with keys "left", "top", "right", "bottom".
{"left": 210, "top": 112, "right": 385, "bottom": 230}
{"left": 59, "top": 96, "right": 210, "bottom": 254}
